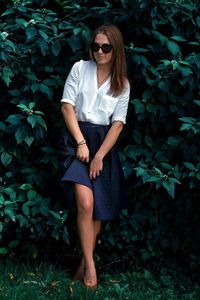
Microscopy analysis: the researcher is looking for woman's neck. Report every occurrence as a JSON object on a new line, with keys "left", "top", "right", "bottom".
{"left": 96, "top": 64, "right": 111, "bottom": 88}
{"left": 97, "top": 63, "right": 111, "bottom": 73}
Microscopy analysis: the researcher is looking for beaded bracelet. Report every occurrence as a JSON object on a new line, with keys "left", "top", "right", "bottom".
{"left": 77, "top": 143, "right": 87, "bottom": 148}
{"left": 77, "top": 139, "right": 86, "bottom": 147}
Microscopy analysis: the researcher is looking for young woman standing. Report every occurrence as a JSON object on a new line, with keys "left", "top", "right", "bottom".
{"left": 59, "top": 24, "right": 130, "bottom": 288}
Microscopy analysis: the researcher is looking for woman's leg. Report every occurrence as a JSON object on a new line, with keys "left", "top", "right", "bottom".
{"left": 73, "top": 220, "right": 101, "bottom": 281}
{"left": 74, "top": 183, "right": 101, "bottom": 287}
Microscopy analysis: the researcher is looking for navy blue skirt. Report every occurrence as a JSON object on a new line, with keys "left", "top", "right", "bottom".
{"left": 58, "top": 122, "right": 127, "bottom": 220}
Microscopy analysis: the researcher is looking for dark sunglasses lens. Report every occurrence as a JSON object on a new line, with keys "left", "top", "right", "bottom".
{"left": 101, "top": 44, "right": 113, "bottom": 53}
{"left": 91, "top": 43, "right": 100, "bottom": 52}
{"left": 91, "top": 43, "right": 112, "bottom": 53}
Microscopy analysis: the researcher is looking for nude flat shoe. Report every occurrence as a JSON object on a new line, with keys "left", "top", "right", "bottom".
{"left": 83, "top": 277, "right": 98, "bottom": 289}
{"left": 83, "top": 268, "right": 98, "bottom": 289}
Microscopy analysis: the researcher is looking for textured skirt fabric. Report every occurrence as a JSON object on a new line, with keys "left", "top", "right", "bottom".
{"left": 58, "top": 122, "right": 127, "bottom": 220}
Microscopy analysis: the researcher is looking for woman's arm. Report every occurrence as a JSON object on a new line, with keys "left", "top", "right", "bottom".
{"left": 89, "top": 121, "right": 123, "bottom": 179}
{"left": 61, "top": 103, "right": 90, "bottom": 163}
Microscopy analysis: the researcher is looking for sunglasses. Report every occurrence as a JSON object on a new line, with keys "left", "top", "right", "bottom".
{"left": 91, "top": 42, "right": 113, "bottom": 53}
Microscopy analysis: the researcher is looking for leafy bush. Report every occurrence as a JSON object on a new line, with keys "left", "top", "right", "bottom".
{"left": 0, "top": 0, "right": 200, "bottom": 269}
{"left": 102, "top": 0, "right": 200, "bottom": 265}
{"left": 0, "top": 0, "right": 71, "bottom": 254}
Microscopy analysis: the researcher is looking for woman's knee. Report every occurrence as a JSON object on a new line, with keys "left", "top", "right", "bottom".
{"left": 75, "top": 184, "right": 94, "bottom": 215}
{"left": 78, "top": 198, "right": 93, "bottom": 215}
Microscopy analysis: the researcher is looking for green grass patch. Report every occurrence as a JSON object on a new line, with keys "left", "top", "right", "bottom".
{"left": 0, "top": 259, "right": 199, "bottom": 300}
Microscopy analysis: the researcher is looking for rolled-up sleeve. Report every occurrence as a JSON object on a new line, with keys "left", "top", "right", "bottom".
{"left": 111, "top": 83, "right": 130, "bottom": 124}
{"left": 61, "top": 60, "right": 83, "bottom": 106}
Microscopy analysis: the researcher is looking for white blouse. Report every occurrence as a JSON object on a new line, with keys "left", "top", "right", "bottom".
{"left": 61, "top": 60, "right": 130, "bottom": 125}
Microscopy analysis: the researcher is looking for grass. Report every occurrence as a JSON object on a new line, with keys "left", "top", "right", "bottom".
{"left": 0, "top": 256, "right": 200, "bottom": 300}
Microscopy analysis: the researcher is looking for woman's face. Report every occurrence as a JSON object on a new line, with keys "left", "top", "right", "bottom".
{"left": 92, "top": 33, "right": 113, "bottom": 67}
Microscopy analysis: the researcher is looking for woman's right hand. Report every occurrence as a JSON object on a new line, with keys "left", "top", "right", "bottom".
{"left": 76, "top": 144, "right": 90, "bottom": 163}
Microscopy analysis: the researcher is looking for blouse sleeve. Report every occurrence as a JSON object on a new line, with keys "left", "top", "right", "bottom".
{"left": 111, "top": 82, "right": 130, "bottom": 124}
{"left": 60, "top": 60, "right": 83, "bottom": 106}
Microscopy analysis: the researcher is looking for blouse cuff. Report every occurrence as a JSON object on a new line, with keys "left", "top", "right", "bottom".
{"left": 61, "top": 98, "right": 75, "bottom": 106}
{"left": 111, "top": 116, "right": 126, "bottom": 124}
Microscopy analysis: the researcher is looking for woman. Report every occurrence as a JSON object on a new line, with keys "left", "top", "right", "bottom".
{"left": 59, "top": 24, "right": 130, "bottom": 288}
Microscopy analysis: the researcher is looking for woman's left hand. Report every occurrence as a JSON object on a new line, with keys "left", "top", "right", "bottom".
{"left": 89, "top": 155, "right": 103, "bottom": 180}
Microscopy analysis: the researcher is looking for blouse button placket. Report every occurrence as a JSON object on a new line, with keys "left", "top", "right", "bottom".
{"left": 87, "top": 92, "right": 97, "bottom": 113}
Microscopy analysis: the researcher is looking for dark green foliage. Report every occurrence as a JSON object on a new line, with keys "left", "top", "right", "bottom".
{"left": 0, "top": 0, "right": 200, "bottom": 269}
{"left": 0, "top": 258, "right": 200, "bottom": 300}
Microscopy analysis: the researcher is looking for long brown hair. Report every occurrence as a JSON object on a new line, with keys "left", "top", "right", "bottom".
{"left": 90, "top": 24, "right": 128, "bottom": 96}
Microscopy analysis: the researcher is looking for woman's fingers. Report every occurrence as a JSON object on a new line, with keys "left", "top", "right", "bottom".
{"left": 89, "top": 157, "right": 103, "bottom": 180}
{"left": 76, "top": 145, "right": 90, "bottom": 162}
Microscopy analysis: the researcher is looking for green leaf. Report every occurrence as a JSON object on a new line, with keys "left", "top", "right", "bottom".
{"left": 29, "top": 102, "right": 36, "bottom": 110}
{"left": 161, "top": 59, "right": 171, "bottom": 67}
{"left": 0, "top": 195, "right": 5, "bottom": 204}
{"left": 8, "top": 240, "right": 19, "bottom": 249}
{"left": 4, "top": 209, "right": 16, "bottom": 221}
{"left": 82, "top": 29, "right": 91, "bottom": 42}
{"left": 180, "top": 123, "right": 192, "bottom": 131}
{"left": 16, "top": 18, "right": 29, "bottom": 28}
{"left": 39, "top": 30, "right": 49, "bottom": 41}
{"left": 196, "top": 16, "right": 200, "bottom": 28}
{"left": 161, "top": 163, "right": 173, "bottom": 170}
{"left": 2, "top": 66, "right": 13, "bottom": 86}
{"left": 1, "top": 151, "right": 12, "bottom": 167}
{"left": 162, "top": 180, "right": 175, "bottom": 198}
{"left": 171, "top": 36, "right": 187, "bottom": 42}
{"left": 22, "top": 203, "right": 30, "bottom": 216}
{"left": 179, "top": 117, "right": 195, "bottom": 123}
{"left": 3, "top": 187, "right": 15, "bottom": 195}
{"left": 0, "top": 222, "right": 3, "bottom": 232}
{"left": 26, "top": 26, "right": 37, "bottom": 40}
{"left": 40, "top": 83, "right": 51, "bottom": 98}
{"left": 143, "top": 89, "right": 152, "bottom": 100}
{"left": 15, "top": 127, "right": 28, "bottom": 144}
{"left": 183, "top": 162, "right": 196, "bottom": 171}
{"left": 151, "top": 30, "right": 168, "bottom": 44}
{"left": 6, "top": 114, "right": 23, "bottom": 125}
{"left": 27, "top": 115, "right": 37, "bottom": 128}
{"left": 17, "top": 215, "right": 28, "bottom": 227}
{"left": 24, "top": 136, "right": 34, "bottom": 146}
{"left": 133, "top": 130, "right": 142, "bottom": 144}
{"left": 17, "top": 103, "right": 29, "bottom": 112}
{"left": 132, "top": 99, "right": 145, "bottom": 114}
{"left": 167, "top": 136, "right": 182, "bottom": 146}
{"left": 134, "top": 166, "right": 146, "bottom": 177}
{"left": 145, "top": 176, "right": 161, "bottom": 183}
{"left": 0, "top": 248, "right": 8, "bottom": 255}
{"left": 193, "top": 100, "right": 200, "bottom": 106}
{"left": 1, "top": 51, "right": 9, "bottom": 61}
{"left": 49, "top": 210, "right": 61, "bottom": 221}
{"left": 179, "top": 66, "right": 192, "bottom": 77}
{"left": 158, "top": 81, "right": 169, "bottom": 92}
{"left": 39, "top": 205, "right": 49, "bottom": 216}
{"left": 8, "top": 89, "right": 21, "bottom": 96}
{"left": 19, "top": 183, "right": 33, "bottom": 190}
{"left": 67, "top": 35, "right": 82, "bottom": 52}
{"left": 39, "top": 39, "right": 48, "bottom": 56}
{"left": 125, "top": 145, "right": 143, "bottom": 160}
{"left": 31, "top": 82, "right": 40, "bottom": 93}
{"left": 51, "top": 41, "right": 61, "bottom": 56}
{"left": 151, "top": 5, "right": 157, "bottom": 18}
{"left": 1, "top": 9, "right": 15, "bottom": 17}
{"left": 34, "top": 115, "right": 47, "bottom": 130}
{"left": 167, "top": 40, "right": 180, "bottom": 55}
{"left": 27, "top": 190, "right": 37, "bottom": 201}
{"left": 144, "top": 135, "right": 153, "bottom": 147}
{"left": 41, "top": 147, "right": 57, "bottom": 154}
